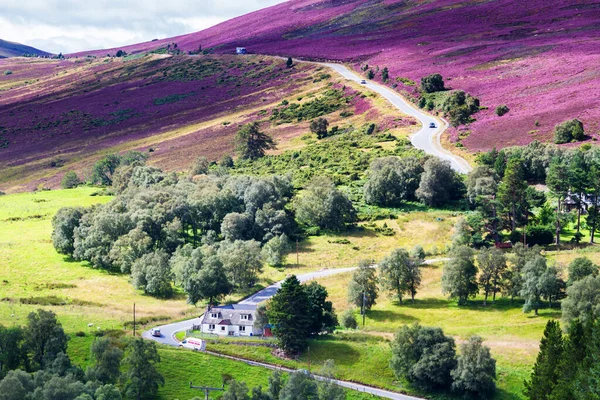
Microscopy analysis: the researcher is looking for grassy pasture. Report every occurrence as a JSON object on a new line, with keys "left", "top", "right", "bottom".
{"left": 204, "top": 261, "right": 564, "bottom": 400}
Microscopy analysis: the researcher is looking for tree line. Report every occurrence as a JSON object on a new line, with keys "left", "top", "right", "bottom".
{"left": 0, "top": 309, "right": 163, "bottom": 400}
{"left": 53, "top": 159, "right": 356, "bottom": 301}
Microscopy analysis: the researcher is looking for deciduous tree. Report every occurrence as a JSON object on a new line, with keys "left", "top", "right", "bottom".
{"left": 442, "top": 246, "right": 478, "bottom": 305}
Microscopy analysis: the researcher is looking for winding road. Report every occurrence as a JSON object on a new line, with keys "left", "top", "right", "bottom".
{"left": 143, "top": 58, "right": 467, "bottom": 400}
{"left": 320, "top": 62, "right": 472, "bottom": 174}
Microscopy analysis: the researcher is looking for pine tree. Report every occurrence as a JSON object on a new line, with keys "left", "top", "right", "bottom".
{"left": 497, "top": 157, "right": 528, "bottom": 233}
{"left": 550, "top": 320, "right": 587, "bottom": 400}
{"left": 524, "top": 320, "right": 563, "bottom": 400}
{"left": 267, "top": 275, "right": 311, "bottom": 355}
{"left": 235, "top": 122, "right": 276, "bottom": 160}
{"left": 546, "top": 158, "right": 570, "bottom": 246}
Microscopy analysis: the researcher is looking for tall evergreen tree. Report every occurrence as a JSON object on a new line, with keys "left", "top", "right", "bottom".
{"left": 524, "top": 320, "right": 564, "bottom": 400}
{"left": 567, "top": 150, "right": 588, "bottom": 233}
{"left": 497, "top": 158, "right": 528, "bottom": 233}
{"left": 123, "top": 338, "right": 164, "bottom": 400}
{"left": 546, "top": 158, "right": 570, "bottom": 246}
{"left": 550, "top": 319, "right": 587, "bottom": 400}
{"left": 267, "top": 275, "right": 311, "bottom": 355}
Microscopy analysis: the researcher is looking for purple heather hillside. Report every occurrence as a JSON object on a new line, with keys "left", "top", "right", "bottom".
{"left": 75, "top": 0, "right": 600, "bottom": 150}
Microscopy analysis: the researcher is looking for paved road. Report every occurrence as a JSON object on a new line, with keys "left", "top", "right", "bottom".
{"left": 144, "top": 260, "right": 447, "bottom": 400}
{"left": 320, "top": 62, "right": 472, "bottom": 174}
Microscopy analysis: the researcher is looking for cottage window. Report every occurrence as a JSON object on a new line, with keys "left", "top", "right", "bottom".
{"left": 239, "top": 326, "right": 246, "bottom": 332}
{"left": 210, "top": 313, "right": 218, "bottom": 318}
{"left": 208, "top": 324, "right": 215, "bottom": 331}
{"left": 221, "top": 326, "right": 226, "bottom": 331}
{"left": 241, "top": 314, "right": 249, "bottom": 320}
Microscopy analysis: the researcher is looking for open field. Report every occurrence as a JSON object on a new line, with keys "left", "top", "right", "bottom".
{"left": 0, "top": 187, "right": 199, "bottom": 333}
{"left": 202, "top": 262, "right": 564, "bottom": 400}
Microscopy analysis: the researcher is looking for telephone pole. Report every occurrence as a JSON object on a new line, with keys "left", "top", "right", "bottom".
{"left": 133, "top": 303, "right": 136, "bottom": 337}
{"left": 190, "top": 382, "right": 224, "bottom": 400}
{"left": 296, "top": 239, "right": 299, "bottom": 266}
{"left": 362, "top": 291, "right": 366, "bottom": 326}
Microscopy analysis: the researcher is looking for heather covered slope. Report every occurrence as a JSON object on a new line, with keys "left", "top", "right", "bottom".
{"left": 0, "top": 54, "right": 407, "bottom": 192}
{"left": 0, "top": 38, "right": 50, "bottom": 58}
{"left": 78, "top": 0, "right": 600, "bottom": 151}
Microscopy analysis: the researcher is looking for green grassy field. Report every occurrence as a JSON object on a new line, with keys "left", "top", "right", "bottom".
{"left": 67, "top": 335, "right": 379, "bottom": 400}
{"left": 0, "top": 187, "right": 202, "bottom": 333}
{"left": 201, "top": 263, "right": 563, "bottom": 400}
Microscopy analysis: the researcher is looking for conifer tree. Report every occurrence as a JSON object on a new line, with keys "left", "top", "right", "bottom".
{"left": 524, "top": 320, "right": 563, "bottom": 400}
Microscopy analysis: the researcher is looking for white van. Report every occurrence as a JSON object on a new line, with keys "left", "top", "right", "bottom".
{"left": 179, "top": 338, "right": 206, "bottom": 351}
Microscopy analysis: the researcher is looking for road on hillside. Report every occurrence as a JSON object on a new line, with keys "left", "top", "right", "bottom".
{"left": 319, "top": 62, "right": 472, "bottom": 174}
{"left": 144, "top": 259, "right": 446, "bottom": 400}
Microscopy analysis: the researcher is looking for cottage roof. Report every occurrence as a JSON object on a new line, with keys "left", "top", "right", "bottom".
{"left": 201, "top": 304, "right": 257, "bottom": 326}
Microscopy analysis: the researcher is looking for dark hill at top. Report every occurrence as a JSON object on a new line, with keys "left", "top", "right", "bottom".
{"left": 0, "top": 38, "right": 50, "bottom": 58}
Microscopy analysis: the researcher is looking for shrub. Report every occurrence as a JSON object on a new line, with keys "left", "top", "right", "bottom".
{"left": 526, "top": 225, "right": 554, "bottom": 246}
{"left": 4, "top": 70, "right": 12, "bottom": 76}
{"left": 554, "top": 119, "right": 585, "bottom": 144}
{"left": 61, "top": 171, "right": 81, "bottom": 189}
{"left": 341, "top": 309, "right": 358, "bottom": 329}
{"left": 442, "top": 91, "right": 480, "bottom": 127}
{"left": 367, "top": 70, "right": 375, "bottom": 79}
{"left": 420, "top": 74, "right": 445, "bottom": 93}
{"left": 495, "top": 105, "right": 509, "bottom": 117}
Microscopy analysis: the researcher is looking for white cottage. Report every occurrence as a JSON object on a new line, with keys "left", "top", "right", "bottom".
{"left": 200, "top": 304, "right": 260, "bottom": 337}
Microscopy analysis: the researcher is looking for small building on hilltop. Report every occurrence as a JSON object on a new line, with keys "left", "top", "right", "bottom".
{"left": 236, "top": 47, "right": 247, "bottom": 55}
{"left": 200, "top": 304, "right": 260, "bottom": 336}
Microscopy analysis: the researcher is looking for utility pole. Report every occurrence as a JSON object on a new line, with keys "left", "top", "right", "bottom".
{"left": 133, "top": 303, "right": 136, "bottom": 337}
{"left": 362, "top": 291, "right": 366, "bottom": 327}
{"left": 190, "top": 382, "right": 224, "bottom": 400}
{"left": 307, "top": 346, "right": 311, "bottom": 373}
{"left": 296, "top": 239, "right": 299, "bottom": 267}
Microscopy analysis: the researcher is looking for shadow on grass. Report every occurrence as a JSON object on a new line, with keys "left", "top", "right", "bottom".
{"left": 368, "top": 309, "right": 419, "bottom": 324}
{"left": 301, "top": 340, "right": 361, "bottom": 366}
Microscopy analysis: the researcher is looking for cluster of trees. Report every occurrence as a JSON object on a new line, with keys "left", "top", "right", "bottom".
{"left": 52, "top": 167, "right": 299, "bottom": 300}
{"left": 525, "top": 318, "right": 600, "bottom": 399}
{"left": 475, "top": 142, "right": 600, "bottom": 246}
{"left": 342, "top": 246, "right": 424, "bottom": 327}
{"left": 441, "top": 244, "right": 569, "bottom": 313}
{"left": 390, "top": 324, "right": 497, "bottom": 399}
{"left": 418, "top": 74, "right": 481, "bottom": 127}
{"left": 219, "top": 365, "right": 344, "bottom": 400}
{"left": 0, "top": 309, "right": 164, "bottom": 400}
{"left": 364, "top": 156, "right": 464, "bottom": 208}
{"left": 263, "top": 276, "right": 337, "bottom": 355}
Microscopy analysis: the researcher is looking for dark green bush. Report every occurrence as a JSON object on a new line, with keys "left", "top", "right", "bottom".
{"left": 495, "top": 105, "right": 509, "bottom": 117}
{"left": 554, "top": 119, "right": 585, "bottom": 144}
{"left": 420, "top": 73, "right": 445, "bottom": 93}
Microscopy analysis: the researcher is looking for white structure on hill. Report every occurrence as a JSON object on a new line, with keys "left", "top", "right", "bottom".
{"left": 200, "top": 304, "right": 260, "bottom": 337}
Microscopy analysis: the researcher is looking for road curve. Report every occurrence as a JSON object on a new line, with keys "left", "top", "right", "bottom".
{"left": 319, "top": 62, "right": 472, "bottom": 174}
{"left": 143, "top": 260, "right": 448, "bottom": 400}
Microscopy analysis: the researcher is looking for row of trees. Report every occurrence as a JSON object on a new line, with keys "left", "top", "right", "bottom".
{"left": 390, "top": 324, "right": 497, "bottom": 399}
{"left": 0, "top": 309, "right": 164, "bottom": 400}
{"left": 220, "top": 365, "right": 344, "bottom": 400}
